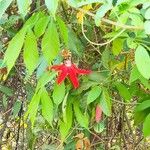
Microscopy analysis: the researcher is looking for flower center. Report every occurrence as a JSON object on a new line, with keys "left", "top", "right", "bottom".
{"left": 64, "top": 60, "right": 72, "bottom": 67}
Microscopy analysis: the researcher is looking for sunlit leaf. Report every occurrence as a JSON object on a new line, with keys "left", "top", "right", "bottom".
{"left": 17, "top": 0, "right": 32, "bottom": 18}
{"left": 52, "top": 82, "right": 65, "bottom": 106}
{"left": 23, "top": 29, "right": 39, "bottom": 75}
{"left": 100, "top": 88, "right": 111, "bottom": 116}
{"left": 41, "top": 87, "right": 53, "bottom": 126}
{"left": 0, "top": 0, "right": 13, "bottom": 19}
{"left": 3, "top": 28, "right": 26, "bottom": 77}
{"left": 45, "top": 0, "right": 59, "bottom": 18}
{"left": 135, "top": 45, "right": 150, "bottom": 79}
{"left": 42, "top": 20, "right": 60, "bottom": 62}
{"left": 87, "top": 86, "right": 101, "bottom": 104}
{"left": 34, "top": 16, "right": 50, "bottom": 37}
{"left": 73, "top": 100, "right": 89, "bottom": 129}
{"left": 143, "top": 113, "right": 150, "bottom": 137}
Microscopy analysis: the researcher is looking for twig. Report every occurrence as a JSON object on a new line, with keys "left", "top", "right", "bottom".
{"left": 78, "top": 8, "right": 144, "bottom": 30}
{"left": 81, "top": 17, "right": 126, "bottom": 46}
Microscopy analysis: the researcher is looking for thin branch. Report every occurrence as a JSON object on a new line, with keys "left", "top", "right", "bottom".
{"left": 81, "top": 17, "right": 126, "bottom": 46}
{"left": 78, "top": 8, "right": 144, "bottom": 30}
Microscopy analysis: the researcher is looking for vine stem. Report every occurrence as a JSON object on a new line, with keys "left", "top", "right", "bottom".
{"left": 78, "top": 8, "right": 144, "bottom": 30}
{"left": 81, "top": 17, "right": 126, "bottom": 46}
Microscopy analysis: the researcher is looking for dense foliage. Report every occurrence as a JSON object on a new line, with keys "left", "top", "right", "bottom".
{"left": 0, "top": 0, "right": 150, "bottom": 149}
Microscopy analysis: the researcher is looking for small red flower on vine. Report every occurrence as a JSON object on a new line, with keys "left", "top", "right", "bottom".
{"left": 47, "top": 49, "right": 91, "bottom": 88}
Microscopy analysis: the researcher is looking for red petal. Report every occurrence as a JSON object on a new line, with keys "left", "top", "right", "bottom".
{"left": 68, "top": 67, "right": 79, "bottom": 88}
{"left": 57, "top": 67, "right": 68, "bottom": 84}
{"left": 72, "top": 64, "right": 91, "bottom": 75}
{"left": 51, "top": 64, "right": 64, "bottom": 71}
{"left": 95, "top": 105, "right": 102, "bottom": 123}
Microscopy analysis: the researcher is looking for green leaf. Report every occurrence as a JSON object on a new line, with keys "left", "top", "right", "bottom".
{"left": 135, "top": 100, "right": 150, "bottom": 112}
{"left": 134, "top": 109, "right": 150, "bottom": 125}
{"left": 100, "top": 88, "right": 111, "bottom": 116}
{"left": 144, "top": 20, "right": 150, "bottom": 34}
{"left": 45, "top": 0, "right": 59, "bottom": 18}
{"left": 143, "top": 113, "right": 150, "bottom": 137}
{"left": 0, "top": 85, "right": 13, "bottom": 96}
{"left": 0, "top": 0, "right": 13, "bottom": 19}
{"left": 68, "top": 0, "right": 104, "bottom": 8}
{"left": 25, "top": 91, "right": 41, "bottom": 128}
{"left": 57, "top": 17, "right": 68, "bottom": 47}
{"left": 135, "top": 45, "right": 150, "bottom": 79}
{"left": 87, "top": 86, "right": 101, "bottom": 105}
{"left": 23, "top": 30, "right": 39, "bottom": 75}
{"left": 37, "top": 71, "right": 57, "bottom": 90}
{"left": 73, "top": 100, "right": 89, "bottom": 129}
{"left": 129, "top": 66, "right": 140, "bottom": 84}
{"left": 95, "top": 4, "right": 112, "bottom": 26}
{"left": 17, "top": 0, "right": 32, "bottom": 18}
{"left": 41, "top": 87, "right": 53, "bottom": 126}
{"left": 3, "top": 28, "right": 26, "bottom": 76}
{"left": 112, "top": 38, "right": 124, "bottom": 56}
{"left": 42, "top": 20, "right": 60, "bottom": 62}
{"left": 94, "top": 121, "right": 105, "bottom": 133}
{"left": 115, "top": 82, "right": 131, "bottom": 102}
{"left": 52, "top": 82, "right": 65, "bottom": 106}
{"left": 59, "top": 103, "right": 72, "bottom": 141}
{"left": 102, "top": 47, "right": 110, "bottom": 69}
{"left": 12, "top": 100, "right": 22, "bottom": 117}
{"left": 34, "top": 16, "right": 50, "bottom": 38}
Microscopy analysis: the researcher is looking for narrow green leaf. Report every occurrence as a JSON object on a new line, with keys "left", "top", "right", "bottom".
{"left": 42, "top": 20, "right": 60, "bottom": 62}
{"left": 45, "top": 0, "right": 59, "bottom": 18}
{"left": 0, "top": 0, "right": 13, "bottom": 19}
{"left": 95, "top": 4, "right": 112, "bottom": 26}
{"left": 135, "top": 45, "right": 150, "bottom": 79}
{"left": 115, "top": 82, "right": 131, "bottom": 102}
{"left": 94, "top": 121, "right": 105, "bottom": 133}
{"left": 17, "top": 0, "right": 31, "bottom": 18}
{"left": 102, "top": 47, "right": 110, "bottom": 69}
{"left": 134, "top": 109, "right": 150, "bottom": 125}
{"left": 37, "top": 71, "right": 57, "bottom": 90}
{"left": 12, "top": 100, "right": 22, "bottom": 117}
{"left": 112, "top": 38, "right": 124, "bottom": 55}
{"left": 23, "top": 30, "right": 39, "bottom": 75}
{"left": 41, "top": 87, "right": 53, "bottom": 126}
{"left": 34, "top": 16, "right": 50, "bottom": 38}
{"left": 100, "top": 88, "right": 111, "bottom": 116}
{"left": 3, "top": 28, "right": 26, "bottom": 76}
{"left": 52, "top": 82, "right": 65, "bottom": 106}
{"left": 129, "top": 66, "right": 140, "bottom": 84}
{"left": 73, "top": 100, "right": 89, "bottom": 129}
{"left": 59, "top": 103, "right": 72, "bottom": 141}
{"left": 57, "top": 17, "right": 68, "bottom": 47}
{"left": 143, "top": 113, "right": 150, "bottom": 137}
{"left": 135, "top": 100, "right": 150, "bottom": 112}
{"left": 144, "top": 20, "right": 150, "bottom": 34}
{"left": 0, "top": 85, "right": 13, "bottom": 96}
{"left": 25, "top": 92, "right": 41, "bottom": 128}
{"left": 87, "top": 86, "right": 101, "bottom": 105}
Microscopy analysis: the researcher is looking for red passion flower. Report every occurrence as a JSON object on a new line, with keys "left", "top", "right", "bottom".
{"left": 95, "top": 105, "right": 102, "bottom": 123}
{"left": 48, "top": 60, "right": 91, "bottom": 88}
